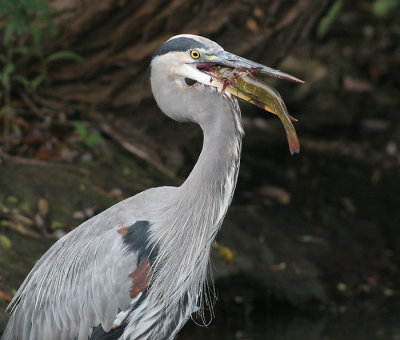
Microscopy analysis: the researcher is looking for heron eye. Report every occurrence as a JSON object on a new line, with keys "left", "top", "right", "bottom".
{"left": 190, "top": 50, "right": 200, "bottom": 59}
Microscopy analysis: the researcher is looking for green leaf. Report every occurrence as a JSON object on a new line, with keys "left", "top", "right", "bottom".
{"left": 30, "top": 74, "right": 44, "bottom": 90}
{"left": 0, "top": 2, "right": 12, "bottom": 13}
{"left": 40, "top": 13, "right": 57, "bottom": 37}
{"left": 51, "top": 220, "right": 65, "bottom": 229}
{"left": 0, "top": 54, "right": 8, "bottom": 64}
{"left": 31, "top": 24, "right": 42, "bottom": 47}
{"left": 373, "top": 0, "right": 400, "bottom": 16}
{"left": 13, "top": 10, "right": 29, "bottom": 35}
{"left": 6, "top": 196, "right": 18, "bottom": 204}
{"left": 12, "top": 74, "right": 30, "bottom": 87}
{"left": 2, "top": 62, "right": 15, "bottom": 85}
{"left": 4, "top": 21, "right": 16, "bottom": 46}
{"left": 24, "top": 0, "right": 52, "bottom": 13}
{"left": 3, "top": 62, "right": 15, "bottom": 76}
{"left": 45, "top": 51, "right": 85, "bottom": 64}
{"left": 0, "top": 234, "right": 12, "bottom": 249}
{"left": 73, "top": 121, "right": 87, "bottom": 139}
{"left": 15, "top": 45, "right": 40, "bottom": 57}
{"left": 317, "top": 0, "right": 344, "bottom": 39}
{"left": 11, "top": 123, "right": 20, "bottom": 133}
{"left": 85, "top": 133, "right": 104, "bottom": 147}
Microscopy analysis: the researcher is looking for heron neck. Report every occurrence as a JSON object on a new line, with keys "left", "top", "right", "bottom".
{"left": 178, "top": 96, "right": 243, "bottom": 218}
{"left": 148, "top": 95, "right": 243, "bottom": 308}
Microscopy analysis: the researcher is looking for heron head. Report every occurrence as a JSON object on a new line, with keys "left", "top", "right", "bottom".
{"left": 150, "top": 34, "right": 227, "bottom": 124}
{"left": 150, "top": 34, "right": 303, "bottom": 153}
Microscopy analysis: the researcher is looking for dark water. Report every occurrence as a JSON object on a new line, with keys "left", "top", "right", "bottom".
{"left": 180, "top": 299, "right": 400, "bottom": 340}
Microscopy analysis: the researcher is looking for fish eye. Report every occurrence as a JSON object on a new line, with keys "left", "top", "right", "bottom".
{"left": 190, "top": 50, "right": 200, "bottom": 59}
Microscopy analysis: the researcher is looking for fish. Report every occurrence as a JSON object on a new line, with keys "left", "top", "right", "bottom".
{"left": 214, "top": 66, "right": 300, "bottom": 155}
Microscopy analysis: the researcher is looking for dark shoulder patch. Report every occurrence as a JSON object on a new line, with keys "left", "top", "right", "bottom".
{"left": 153, "top": 37, "right": 206, "bottom": 58}
{"left": 123, "top": 221, "right": 150, "bottom": 253}
{"left": 122, "top": 221, "right": 158, "bottom": 265}
{"left": 90, "top": 322, "right": 125, "bottom": 340}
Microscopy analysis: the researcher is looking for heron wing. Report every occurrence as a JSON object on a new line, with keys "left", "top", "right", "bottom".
{"left": 3, "top": 197, "right": 150, "bottom": 340}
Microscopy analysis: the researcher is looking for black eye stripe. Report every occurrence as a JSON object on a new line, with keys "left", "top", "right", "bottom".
{"left": 152, "top": 38, "right": 206, "bottom": 58}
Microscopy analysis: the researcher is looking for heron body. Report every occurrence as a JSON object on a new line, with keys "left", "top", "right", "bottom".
{"left": 3, "top": 34, "right": 301, "bottom": 340}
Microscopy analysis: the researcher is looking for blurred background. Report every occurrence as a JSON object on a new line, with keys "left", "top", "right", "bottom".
{"left": 0, "top": 0, "right": 399, "bottom": 339}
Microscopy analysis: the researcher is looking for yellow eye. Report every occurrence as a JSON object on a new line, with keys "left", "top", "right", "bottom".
{"left": 190, "top": 50, "right": 200, "bottom": 59}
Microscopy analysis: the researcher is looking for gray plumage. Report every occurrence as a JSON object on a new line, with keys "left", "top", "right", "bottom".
{"left": 2, "top": 34, "right": 298, "bottom": 340}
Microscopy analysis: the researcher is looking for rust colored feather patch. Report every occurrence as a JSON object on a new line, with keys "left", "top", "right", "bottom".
{"left": 117, "top": 225, "right": 129, "bottom": 236}
{"left": 128, "top": 258, "right": 152, "bottom": 299}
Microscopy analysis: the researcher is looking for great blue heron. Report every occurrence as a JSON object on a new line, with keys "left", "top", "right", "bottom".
{"left": 2, "top": 34, "right": 303, "bottom": 340}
